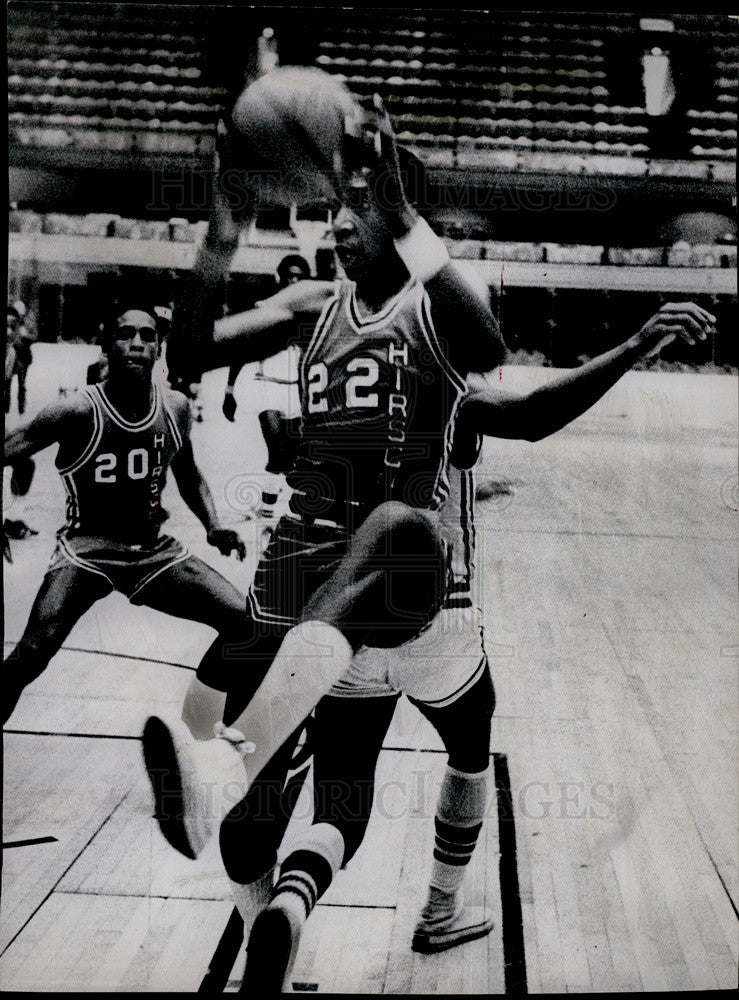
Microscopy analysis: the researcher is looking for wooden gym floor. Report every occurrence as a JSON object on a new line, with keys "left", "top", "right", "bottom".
{"left": 2, "top": 361, "right": 737, "bottom": 992}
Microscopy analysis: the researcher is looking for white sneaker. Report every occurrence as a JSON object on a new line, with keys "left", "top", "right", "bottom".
{"left": 242, "top": 902, "right": 302, "bottom": 993}
{"left": 142, "top": 716, "right": 253, "bottom": 859}
{"left": 412, "top": 905, "right": 494, "bottom": 954}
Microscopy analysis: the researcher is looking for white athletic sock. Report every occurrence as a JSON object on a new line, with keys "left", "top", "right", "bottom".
{"left": 228, "top": 867, "right": 275, "bottom": 936}
{"left": 230, "top": 622, "right": 353, "bottom": 787}
{"left": 271, "top": 823, "right": 345, "bottom": 925}
{"left": 420, "top": 765, "right": 490, "bottom": 924}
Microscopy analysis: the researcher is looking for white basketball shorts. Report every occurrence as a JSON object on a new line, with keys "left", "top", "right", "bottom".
{"left": 329, "top": 604, "right": 487, "bottom": 708}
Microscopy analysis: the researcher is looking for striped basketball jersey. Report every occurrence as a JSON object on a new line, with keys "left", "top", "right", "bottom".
{"left": 56, "top": 382, "right": 183, "bottom": 542}
{"left": 288, "top": 278, "right": 467, "bottom": 526}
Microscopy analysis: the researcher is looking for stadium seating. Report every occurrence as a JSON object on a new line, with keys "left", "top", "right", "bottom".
{"left": 8, "top": 2, "right": 226, "bottom": 159}
{"left": 312, "top": 10, "right": 737, "bottom": 175}
{"left": 7, "top": 7, "right": 737, "bottom": 176}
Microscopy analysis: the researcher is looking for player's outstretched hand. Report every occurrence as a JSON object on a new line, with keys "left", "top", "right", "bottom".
{"left": 631, "top": 302, "right": 716, "bottom": 358}
{"left": 4, "top": 518, "right": 39, "bottom": 540}
{"left": 222, "top": 391, "right": 237, "bottom": 423}
{"left": 207, "top": 527, "right": 246, "bottom": 561}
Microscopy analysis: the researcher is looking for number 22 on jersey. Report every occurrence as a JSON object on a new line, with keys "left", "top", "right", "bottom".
{"left": 307, "top": 357, "right": 380, "bottom": 413}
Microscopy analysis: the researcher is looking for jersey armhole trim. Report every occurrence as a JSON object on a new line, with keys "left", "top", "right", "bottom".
{"left": 428, "top": 392, "right": 462, "bottom": 511}
{"left": 163, "top": 399, "right": 184, "bottom": 451}
{"left": 417, "top": 289, "right": 467, "bottom": 393}
{"left": 56, "top": 389, "right": 104, "bottom": 475}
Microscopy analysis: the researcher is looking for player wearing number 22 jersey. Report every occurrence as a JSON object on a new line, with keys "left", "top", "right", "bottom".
{"left": 246, "top": 277, "right": 467, "bottom": 631}
{"left": 293, "top": 278, "right": 465, "bottom": 522}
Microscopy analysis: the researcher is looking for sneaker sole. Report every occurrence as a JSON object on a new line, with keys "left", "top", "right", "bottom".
{"left": 411, "top": 917, "right": 494, "bottom": 954}
{"left": 142, "top": 716, "right": 196, "bottom": 861}
{"left": 242, "top": 907, "right": 296, "bottom": 993}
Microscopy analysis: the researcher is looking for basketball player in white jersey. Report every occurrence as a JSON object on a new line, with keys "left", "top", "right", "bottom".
{"left": 2, "top": 300, "right": 249, "bottom": 726}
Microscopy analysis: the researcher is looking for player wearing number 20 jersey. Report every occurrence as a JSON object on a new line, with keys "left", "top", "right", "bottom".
{"left": 57, "top": 381, "right": 181, "bottom": 543}
{"left": 288, "top": 278, "right": 467, "bottom": 529}
{"left": 3, "top": 302, "right": 250, "bottom": 728}
{"left": 49, "top": 380, "right": 190, "bottom": 596}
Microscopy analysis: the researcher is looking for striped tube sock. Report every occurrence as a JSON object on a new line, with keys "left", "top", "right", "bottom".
{"left": 420, "top": 765, "right": 489, "bottom": 923}
{"left": 270, "top": 823, "right": 345, "bottom": 925}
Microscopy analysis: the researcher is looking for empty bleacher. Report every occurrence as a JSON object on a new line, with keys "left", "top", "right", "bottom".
{"left": 7, "top": 7, "right": 737, "bottom": 177}
{"left": 8, "top": 2, "right": 226, "bottom": 159}
{"left": 311, "top": 10, "right": 737, "bottom": 175}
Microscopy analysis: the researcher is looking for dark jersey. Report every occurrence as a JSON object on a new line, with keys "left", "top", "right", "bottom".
{"left": 287, "top": 279, "right": 466, "bottom": 527}
{"left": 56, "top": 382, "right": 183, "bottom": 543}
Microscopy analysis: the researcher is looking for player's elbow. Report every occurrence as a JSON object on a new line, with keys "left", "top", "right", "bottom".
{"left": 518, "top": 402, "right": 552, "bottom": 442}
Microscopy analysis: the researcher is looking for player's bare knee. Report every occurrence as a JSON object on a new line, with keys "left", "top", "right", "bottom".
{"left": 363, "top": 501, "right": 440, "bottom": 552}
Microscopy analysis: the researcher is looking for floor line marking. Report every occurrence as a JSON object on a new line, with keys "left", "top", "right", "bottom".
{"left": 4, "top": 729, "right": 142, "bottom": 740}
{"left": 1, "top": 640, "right": 196, "bottom": 671}
{"left": 3, "top": 836, "right": 58, "bottom": 849}
{"left": 474, "top": 527, "right": 728, "bottom": 542}
{"left": 494, "top": 751, "right": 528, "bottom": 995}
{"left": 0, "top": 788, "right": 134, "bottom": 958}
{"left": 54, "top": 891, "right": 231, "bottom": 902}
{"left": 316, "top": 902, "right": 395, "bottom": 910}
{"left": 198, "top": 906, "right": 244, "bottom": 993}
{"left": 694, "top": 827, "right": 739, "bottom": 921}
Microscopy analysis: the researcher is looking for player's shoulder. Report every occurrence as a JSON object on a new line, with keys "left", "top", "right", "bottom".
{"left": 58, "top": 386, "right": 96, "bottom": 419}
{"left": 35, "top": 387, "right": 96, "bottom": 439}
{"left": 313, "top": 277, "right": 345, "bottom": 304}
{"left": 161, "top": 384, "right": 192, "bottom": 433}
{"left": 162, "top": 384, "right": 190, "bottom": 419}
{"left": 162, "top": 383, "right": 189, "bottom": 410}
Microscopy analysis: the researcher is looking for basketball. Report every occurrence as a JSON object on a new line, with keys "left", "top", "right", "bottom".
{"left": 229, "top": 66, "right": 362, "bottom": 207}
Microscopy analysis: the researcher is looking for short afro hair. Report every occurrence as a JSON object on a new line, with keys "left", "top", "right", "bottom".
{"left": 276, "top": 254, "right": 311, "bottom": 282}
{"left": 101, "top": 299, "right": 161, "bottom": 346}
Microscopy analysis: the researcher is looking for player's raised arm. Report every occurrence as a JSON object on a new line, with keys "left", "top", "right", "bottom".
{"left": 362, "top": 95, "right": 506, "bottom": 377}
{"left": 210, "top": 278, "right": 334, "bottom": 367}
{"left": 168, "top": 121, "right": 333, "bottom": 384}
{"left": 165, "top": 124, "right": 241, "bottom": 389}
{"left": 452, "top": 301, "right": 716, "bottom": 463}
